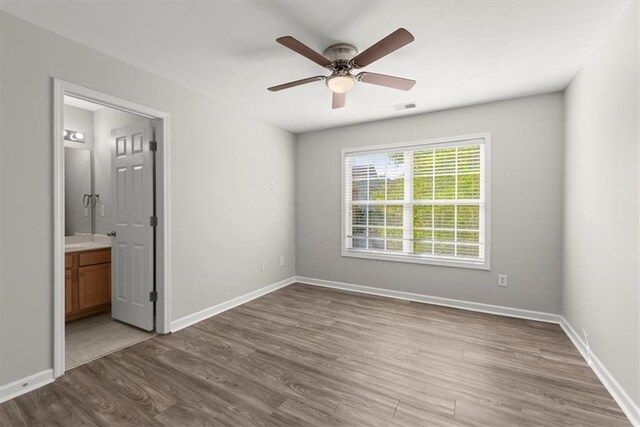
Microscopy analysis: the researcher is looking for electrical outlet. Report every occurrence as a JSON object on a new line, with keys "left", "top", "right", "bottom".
{"left": 279, "top": 256, "right": 285, "bottom": 266}
{"left": 498, "top": 274, "right": 508, "bottom": 287}
{"left": 100, "top": 204, "right": 105, "bottom": 217}
{"left": 260, "top": 261, "right": 266, "bottom": 272}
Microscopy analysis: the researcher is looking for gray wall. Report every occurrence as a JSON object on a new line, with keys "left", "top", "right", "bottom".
{"left": 296, "top": 93, "right": 564, "bottom": 313}
{"left": 563, "top": 3, "right": 639, "bottom": 405}
{"left": 0, "top": 11, "right": 296, "bottom": 386}
{"left": 93, "top": 107, "right": 148, "bottom": 235}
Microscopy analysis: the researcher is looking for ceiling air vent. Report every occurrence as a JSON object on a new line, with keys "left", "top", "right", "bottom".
{"left": 392, "top": 102, "right": 416, "bottom": 111}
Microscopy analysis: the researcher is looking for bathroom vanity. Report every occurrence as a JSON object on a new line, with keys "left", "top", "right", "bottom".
{"left": 65, "top": 246, "right": 111, "bottom": 321}
{"left": 64, "top": 140, "right": 113, "bottom": 322}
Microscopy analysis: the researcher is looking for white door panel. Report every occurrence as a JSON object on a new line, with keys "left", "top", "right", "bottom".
{"left": 111, "top": 121, "right": 154, "bottom": 331}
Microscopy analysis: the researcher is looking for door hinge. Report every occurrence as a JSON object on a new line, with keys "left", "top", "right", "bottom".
{"left": 149, "top": 291, "right": 158, "bottom": 302}
{"left": 149, "top": 140, "right": 158, "bottom": 152}
{"left": 150, "top": 216, "right": 158, "bottom": 227}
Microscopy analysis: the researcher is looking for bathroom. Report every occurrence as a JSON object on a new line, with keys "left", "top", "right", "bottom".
{"left": 63, "top": 95, "right": 156, "bottom": 369}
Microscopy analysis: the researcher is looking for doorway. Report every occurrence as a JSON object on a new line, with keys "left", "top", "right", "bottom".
{"left": 53, "top": 80, "right": 171, "bottom": 377}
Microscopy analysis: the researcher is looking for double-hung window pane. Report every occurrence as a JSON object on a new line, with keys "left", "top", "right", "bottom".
{"left": 349, "top": 152, "right": 405, "bottom": 253}
{"left": 343, "top": 136, "right": 489, "bottom": 269}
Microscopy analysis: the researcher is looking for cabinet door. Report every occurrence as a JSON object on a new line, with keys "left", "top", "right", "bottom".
{"left": 78, "top": 264, "right": 111, "bottom": 311}
{"left": 65, "top": 269, "right": 74, "bottom": 315}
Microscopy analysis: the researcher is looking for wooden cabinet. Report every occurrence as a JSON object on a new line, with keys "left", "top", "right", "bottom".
{"left": 78, "top": 264, "right": 111, "bottom": 310}
{"left": 65, "top": 248, "right": 111, "bottom": 321}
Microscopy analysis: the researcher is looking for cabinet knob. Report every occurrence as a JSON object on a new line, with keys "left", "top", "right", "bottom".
{"left": 66, "top": 275, "right": 71, "bottom": 279}
{"left": 80, "top": 272, "right": 85, "bottom": 277}
{"left": 107, "top": 230, "right": 116, "bottom": 237}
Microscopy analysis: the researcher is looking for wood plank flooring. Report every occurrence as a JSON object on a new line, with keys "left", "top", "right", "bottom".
{"left": 0, "top": 283, "right": 630, "bottom": 426}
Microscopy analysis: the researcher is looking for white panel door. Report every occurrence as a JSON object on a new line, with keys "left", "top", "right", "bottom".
{"left": 110, "top": 121, "right": 154, "bottom": 330}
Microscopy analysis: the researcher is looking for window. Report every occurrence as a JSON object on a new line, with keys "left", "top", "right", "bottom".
{"left": 342, "top": 134, "right": 490, "bottom": 269}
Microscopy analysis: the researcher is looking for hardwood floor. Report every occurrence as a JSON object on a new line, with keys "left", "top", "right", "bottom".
{"left": 1, "top": 283, "right": 630, "bottom": 426}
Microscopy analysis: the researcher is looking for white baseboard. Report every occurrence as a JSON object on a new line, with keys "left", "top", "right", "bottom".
{"left": 0, "top": 369, "right": 54, "bottom": 404}
{"left": 295, "top": 276, "right": 561, "bottom": 324}
{"left": 170, "top": 276, "right": 296, "bottom": 332}
{"left": 560, "top": 317, "right": 640, "bottom": 426}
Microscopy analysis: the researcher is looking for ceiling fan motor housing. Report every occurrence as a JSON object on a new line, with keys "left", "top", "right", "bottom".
{"left": 323, "top": 43, "right": 359, "bottom": 64}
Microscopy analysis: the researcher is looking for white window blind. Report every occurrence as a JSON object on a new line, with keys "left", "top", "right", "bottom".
{"left": 342, "top": 135, "right": 490, "bottom": 269}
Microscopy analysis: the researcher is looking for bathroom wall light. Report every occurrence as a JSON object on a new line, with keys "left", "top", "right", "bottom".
{"left": 64, "top": 129, "right": 85, "bottom": 143}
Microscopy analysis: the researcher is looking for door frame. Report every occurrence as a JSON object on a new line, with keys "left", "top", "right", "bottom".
{"left": 52, "top": 79, "right": 172, "bottom": 378}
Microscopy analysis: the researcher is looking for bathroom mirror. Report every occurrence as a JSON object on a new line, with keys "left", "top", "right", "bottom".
{"left": 65, "top": 147, "right": 93, "bottom": 236}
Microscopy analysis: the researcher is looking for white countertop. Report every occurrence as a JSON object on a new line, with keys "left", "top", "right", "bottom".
{"left": 65, "top": 234, "right": 112, "bottom": 253}
{"left": 65, "top": 242, "right": 111, "bottom": 253}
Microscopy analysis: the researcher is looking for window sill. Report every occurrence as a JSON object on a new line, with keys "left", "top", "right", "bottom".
{"left": 341, "top": 249, "right": 490, "bottom": 270}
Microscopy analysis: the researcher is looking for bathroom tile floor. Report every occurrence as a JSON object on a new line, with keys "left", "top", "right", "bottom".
{"left": 65, "top": 312, "right": 154, "bottom": 369}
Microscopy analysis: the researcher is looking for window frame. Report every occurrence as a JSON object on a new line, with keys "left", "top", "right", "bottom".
{"left": 341, "top": 133, "right": 491, "bottom": 270}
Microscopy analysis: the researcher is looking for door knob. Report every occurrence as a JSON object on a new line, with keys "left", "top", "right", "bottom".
{"left": 107, "top": 230, "right": 116, "bottom": 237}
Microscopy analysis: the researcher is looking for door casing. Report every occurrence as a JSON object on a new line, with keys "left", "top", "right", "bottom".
{"left": 53, "top": 79, "right": 172, "bottom": 378}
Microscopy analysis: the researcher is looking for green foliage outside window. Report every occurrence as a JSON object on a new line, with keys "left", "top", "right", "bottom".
{"left": 349, "top": 144, "right": 482, "bottom": 258}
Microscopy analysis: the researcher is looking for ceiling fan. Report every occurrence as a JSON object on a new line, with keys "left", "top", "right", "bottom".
{"left": 268, "top": 28, "right": 416, "bottom": 109}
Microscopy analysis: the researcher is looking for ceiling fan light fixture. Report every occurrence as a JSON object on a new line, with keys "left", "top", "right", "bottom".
{"left": 269, "top": 29, "right": 416, "bottom": 109}
{"left": 326, "top": 74, "right": 355, "bottom": 94}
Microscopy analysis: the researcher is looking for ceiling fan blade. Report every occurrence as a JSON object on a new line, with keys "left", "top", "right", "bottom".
{"left": 268, "top": 76, "right": 325, "bottom": 92}
{"left": 350, "top": 28, "right": 415, "bottom": 68}
{"left": 357, "top": 72, "right": 416, "bottom": 91}
{"left": 332, "top": 92, "right": 346, "bottom": 109}
{"left": 276, "top": 36, "right": 333, "bottom": 68}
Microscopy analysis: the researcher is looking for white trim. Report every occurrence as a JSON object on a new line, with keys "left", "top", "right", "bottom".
{"left": 295, "top": 276, "right": 560, "bottom": 323}
{"left": 340, "top": 250, "right": 490, "bottom": 270}
{"left": 559, "top": 317, "right": 640, "bottom": 426}
{"left": 0, "top": 370, "right": 54, "bottom": 404}
{"left": 155, "top": 114, "right": 172, "bottom": 335}
{"left": 53, "top": 79, "right": 65, "bottom": 378}
{"left": 170, "top": 277, "right": 296, "bottom": 332}
{"left": 53, "top": 79, "right": 172, "bottom": 379}
{"left": 340, "top": 132, "right": 491, "bottom": 271}
{"left": 341, "top": 133, "right": 490, "bottom": 155}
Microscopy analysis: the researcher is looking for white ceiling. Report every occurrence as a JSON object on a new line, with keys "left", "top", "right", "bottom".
{"left": 1, "top": 1, "right": 629, "bottom": 133}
